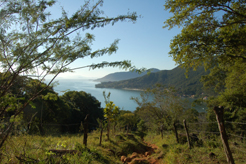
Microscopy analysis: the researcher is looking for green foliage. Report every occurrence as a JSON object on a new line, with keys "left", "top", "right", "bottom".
{"left": 133, "top": 84, "right": 189, "bottom": 132}
{"left": 1, "top": 125, "right": 246, "bottom": 163}
{"left": 103, "top": 99, "right": 120, "bottom": 140}
{"left": 117, "top": 110, "right": 139, "bottom": 133}
{"left": 135, "top": 119, "right": 148, "bottom": 138}
{"left": 205, "top": 104, "right": 246, "bottom": 135}
{"left": 75, "top": 142, "right": 89, "bottom": 152}
{"left": 0, "top": 131, "right": 152, "bottom": 163}
{"left": 103, "top": 91, "right": 111, "bottom": 104}
{"left": 60, "top": 91, "right": 104, "bottom": 133}
{"left": 4, "top": 83, "right": 104, "bottom": 135}
{"left": 234, "top": 109, "right": 246, "bottom": 133}
{"left": 42, "top": 92, "right": 58, "bottom": 101}
{"left": 164, "top": 0, "right": 246, "bottom": 109}
{"left": 104, "top": 101, "right": 119, "bottom": 122}
{"left": 164, "top": 0, "right": 246, "bottom": 70}
{"left": 216, "top": 61, "right": 246, "bottom": 110}
{"left": 145, "top": 132, "right": 246, "bottom": 164}
{"left": 96, "top": 66, "right": 210, "bottom": 96}
{"left": 0, "top": 0, "right": 138, "bottom": 148}
{"left": 184, "top": 108, "right": 199, "bottom": 123}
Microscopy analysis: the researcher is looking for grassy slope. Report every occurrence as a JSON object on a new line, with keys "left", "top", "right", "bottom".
{"left": 1, "top": 132, "right": 149, "bottom": 164}
{"left": 2, "top": 131, "right": 246, "bottom": 163}
{"left": 145, "top": 132, "right": 246, "bottom": 164}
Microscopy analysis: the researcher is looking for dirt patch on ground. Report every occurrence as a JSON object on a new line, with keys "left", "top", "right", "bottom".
{"left": 120, "top": 140, "right": 163, "bottom": 164}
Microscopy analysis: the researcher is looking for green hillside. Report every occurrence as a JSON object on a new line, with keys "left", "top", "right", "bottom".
{"left": 95, "top": 66, "right": 209, "bottom": 96}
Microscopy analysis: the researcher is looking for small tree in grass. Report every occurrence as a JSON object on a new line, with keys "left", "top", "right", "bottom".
{"left": 137, "top": 119, "right": 148, "bottom": 139}
{"left": 104, "top": 101, "right": 119, "bottom": 140}
{"left": 118, "top": 111, "right": 138, "bottom": 134}
{"left": 132, "top": 84, "right": 189, "bottom": 142}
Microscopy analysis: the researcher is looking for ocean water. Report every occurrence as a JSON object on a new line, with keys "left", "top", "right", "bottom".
{"left": 52, "top": 78, "right": 143, "bottom": 112}
{"left": 50, "top": 78, "right": 207, "bottom": 112}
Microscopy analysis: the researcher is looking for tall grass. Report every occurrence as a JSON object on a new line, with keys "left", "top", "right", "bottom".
{"left": 1, "top": 130, "right": 246, "bottom": 163}
{"left": 0, "top": 131, "right": 147, "bottom": 164}
{"left": 144, "top": 131, "right": 246, "bottom": 164}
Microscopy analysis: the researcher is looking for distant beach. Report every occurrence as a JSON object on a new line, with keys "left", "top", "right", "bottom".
{"left": 123, "top": 88, "right": 145, "bottom": 91}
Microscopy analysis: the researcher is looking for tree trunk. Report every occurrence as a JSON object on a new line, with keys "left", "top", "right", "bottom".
{"left": 214, "top": 106, "right": 234, "bottom": 164}
{"left": 107, "top": 119, "right": 110, "bottom": 140}
{"left": 38, "top": 123, "right": 44, "bottom": 136}
{"left": 173, "top": 122, "right": 179, "bottom": 143}
{"left": 99, "top": 120, "right": 103, "bottom": 146}
{"left": 113, "top": 122, "right": 116, "bottom": 134}
{"left": 160, "top": 125, "right": 164, "bottom": 139}
{"left": 0, "top": 123, "right": 14, "bottom": 149}
{"left": 240, "top": 131, "right": 244, "bottom": 143}
{"left": 183, "top": 119, "right": 191, "bottom": 149}
{"left": 83, "top": 114, "right": 89, "bottom": 147}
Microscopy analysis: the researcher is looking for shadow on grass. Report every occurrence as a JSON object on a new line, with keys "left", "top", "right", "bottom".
{"left": 90, "top": 149, "right": 111, "bottom": 164}
{"left": 109, "top": 139, "right": 119, "bottom": 146}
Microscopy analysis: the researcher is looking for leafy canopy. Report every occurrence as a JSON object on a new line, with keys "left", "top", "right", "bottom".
{"left": 0, "top": 0, "right": 138, "bottom": 148}
{"left": 104, "top": 101, "right": 119, "bottom": 121}
{"left": 132, "top": 85, "right": 188, "bottom": 130}
{"left": 0, "top": 0, "right": 137, "bottom": 117}
{"left": 164, "top": 0, "right": 246, "bottom": 70}
{"left": 164, "top": 0, "right": 246, "bottom": 109}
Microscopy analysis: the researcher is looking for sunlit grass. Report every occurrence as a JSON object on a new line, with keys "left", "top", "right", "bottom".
{"left": 1, "top": 132, "right": 117, "bottom": 164}
{"left": 1, "top": 130, "right": 246, "bottom": 163}
{"left": 144, "top": 131, "right": 246, "bottom": 164}
{"left": 1, "top": 131, "right": 147, "bottom": 164}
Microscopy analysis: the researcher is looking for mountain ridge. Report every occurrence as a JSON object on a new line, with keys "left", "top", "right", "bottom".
{"left": 95, "top": 66, "right": 210, "bottom": 96}
{"left": 94, "top": 68, "right": 160, "bottom": 82}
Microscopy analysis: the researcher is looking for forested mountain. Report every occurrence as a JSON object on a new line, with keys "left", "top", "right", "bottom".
{"left": 94, "top": 68, "right": 160, "bottom": 82}
{"left": 96, "top": 66, "right": 210, "bottom": 96}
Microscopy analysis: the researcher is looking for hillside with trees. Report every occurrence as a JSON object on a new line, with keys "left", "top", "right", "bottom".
{"left": 1, "top": 0, "right": 246, "bottom": 163}
{"left": 94, "top": 68, "right": 160, "bottom": 82}
{"left": 96, "top": 66, "right": 210, "bottom": 96}
{"left": 1, "top": 78, "right": 246, "bottom": 163}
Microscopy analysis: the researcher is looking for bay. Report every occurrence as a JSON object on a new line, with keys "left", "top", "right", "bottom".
{"left": 52, "top": 78, "right": 142, "bottom": 112}
{"left": 50, "top": 78, "right": 207, "bottom": 112}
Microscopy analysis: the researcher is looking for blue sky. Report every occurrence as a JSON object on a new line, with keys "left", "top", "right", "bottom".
{"left": 50, "top": 0, "right": 181, "bottom": 79}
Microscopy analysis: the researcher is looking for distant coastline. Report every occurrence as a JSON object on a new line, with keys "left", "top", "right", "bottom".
{"left": 123, "top": 88, "right": 144, "bottom": 91}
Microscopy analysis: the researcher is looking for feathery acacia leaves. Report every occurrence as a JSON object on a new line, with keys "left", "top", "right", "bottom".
{"left": 0, "top": 0, "right": 138, "bottom": 148}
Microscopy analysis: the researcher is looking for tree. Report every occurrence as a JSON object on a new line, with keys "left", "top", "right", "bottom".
{"left": 136, "top": 119, "right": 148, "bottom": 139}
{"left": 164, "top": 0, "right": 246, "bottom": 109}
{"left": 22, "top": 78, "right": 68, "bottom": 135}
{"left": 60, "top": 91, "right": 103, "bottom": 133}
{"left": 164, "top": 0, "right": 246, "bottom": 70}
{"left": 0, "top": 0, "right": 138, "bottom": 148}
{"left": 118, "top": 110, "right": 138, "bottom": 134}
{"left": 132, "top": 84, "right": 189, "bottom": 141}
{"left": 0, "top": 74, "right": 63, "bottom": 135}
{"left": 104, "top": 101, "right": 119, "bottom": 140}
